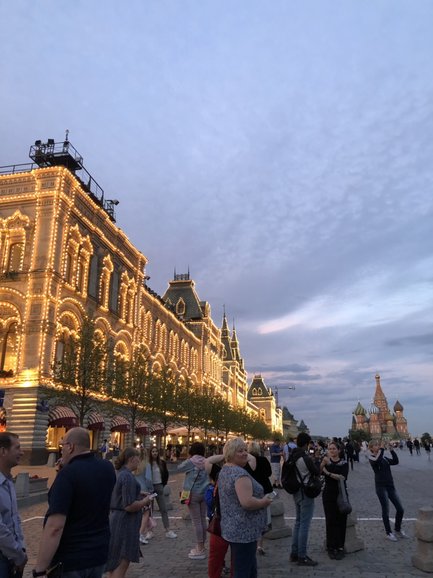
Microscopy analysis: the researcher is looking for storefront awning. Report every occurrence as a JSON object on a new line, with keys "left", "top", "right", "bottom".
{"left": 149, "top": 422, "right": 164, "bottom": 436}
{"left": 135, "top": 420, "right": 149, "bottom": 434}
{"left": 87, "top": 411, "right": 105, "bottom": 431}
{"left": 110, "top": 415, "right": 130, "bottom": 433}
{"left": 48, "top": 406, "right": 78, "bottom": 428}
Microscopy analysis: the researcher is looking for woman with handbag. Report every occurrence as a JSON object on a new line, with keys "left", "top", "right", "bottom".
{"left": 320, "top": 442, "right": 349, "bottom": 560}
{"left": 178, "top": 442, "right": 211, "bottom": 560}
{"left": 136, "top": 446, "right": 177, "bottom": 542}
{"left": 106, "top": 448, "right": 153, "bottom": 578}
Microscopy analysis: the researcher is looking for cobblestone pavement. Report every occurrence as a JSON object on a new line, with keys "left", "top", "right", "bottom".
{"left": 17, "top": 448, "right": 433, "bottom": 578}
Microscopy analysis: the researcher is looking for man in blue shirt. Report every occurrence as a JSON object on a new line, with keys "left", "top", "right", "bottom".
{"left": 0, "top": 432, "right": 27, "bottom": 578}
{"left": 33, "top": 427, "right": 116, "bottom": 578}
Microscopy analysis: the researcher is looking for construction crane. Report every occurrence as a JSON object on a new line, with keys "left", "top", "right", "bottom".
{"left": 274, "top": 385, "right": 296, "bottom": 406}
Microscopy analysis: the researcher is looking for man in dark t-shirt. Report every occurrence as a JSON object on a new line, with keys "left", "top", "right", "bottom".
{"left": 33, "top": 427, "right": 116, "bottom": 578}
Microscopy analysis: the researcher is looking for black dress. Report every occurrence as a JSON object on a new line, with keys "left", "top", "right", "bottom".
{"left": 322, "top": 458, "right": 349, "bottom": 551}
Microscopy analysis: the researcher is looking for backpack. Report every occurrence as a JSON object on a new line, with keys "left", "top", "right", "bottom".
{"left": 281, "top": 455, "right": 301, "bottom": 494}
{"left": 282, "top": 454, "right": 322, "bottom": 498}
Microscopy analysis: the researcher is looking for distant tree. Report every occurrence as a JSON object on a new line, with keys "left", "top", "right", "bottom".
{"left": 421, "top": 432, "right": 432, "bottom": 445}
{"left": 53, "top": 316, "right": 107, "bottom": 426}
{"left": 177, "top": 379, "right": 204, "bottom": 451}
{"left": 147, "top": 365, "right": 180, "bottom": 447}
{"left": 348, "top": 429, "right": 371, "bottom": 443}
{"left": 250, "top": 418, "right": 272, "bottom": 441}
{"left": 110, "top": 345, "right": 151, "bottom": 438}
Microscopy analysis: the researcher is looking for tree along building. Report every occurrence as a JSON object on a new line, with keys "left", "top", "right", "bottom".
{"left": 351, "top": 374, "right": 409, "bottom": 439}
{"left": 0, "top": 138, "right": 282, "bottom": 463}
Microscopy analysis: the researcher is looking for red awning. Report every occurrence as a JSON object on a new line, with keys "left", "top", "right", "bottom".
{"left": 110, "top": 415, "right": 130, "bottom": 433}
{"left": 135, "top": 420, "right": 149, "bottom": 434}
{"left": 48, "top": 406, "right": 78, "bottom": 428}
{"left": 87, "top": 411, "right": 105, "bottom": 431}
{"left": 149, "top": 422, "right": 164, "bottom": 436}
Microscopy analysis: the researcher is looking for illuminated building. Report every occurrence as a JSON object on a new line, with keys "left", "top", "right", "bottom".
{"left": 0, "top": 138, "right": 281, "bottom": 462}
{"left": 352, "top": 374, "right": 409, "bottom": 439}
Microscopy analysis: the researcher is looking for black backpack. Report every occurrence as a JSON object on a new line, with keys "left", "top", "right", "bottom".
{"left": 281, "top": 455, "right": 301, "bottom": 494}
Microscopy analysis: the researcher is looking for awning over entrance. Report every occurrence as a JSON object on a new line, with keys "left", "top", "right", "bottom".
{"left": 48, "top": 406, "right": 78, "bottom": 428}
{"left": 87, "top": 411, "right": 105, "bottom": 431}
{"left": 135, "top": 420, "right": 149, "bottom": 435}
{"left": 149, "top": 422, "right": 164, "bottom": 436}
{"left": 110, "top": 415, "right": 130, "bottom": 433}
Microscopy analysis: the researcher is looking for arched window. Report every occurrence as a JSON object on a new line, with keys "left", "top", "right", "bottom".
{"left": 7, "top": 243, "right": 24, "bottom": 272}
{"left": 0, "top": 322, "right": 18, "bottom": 374}
{"left": 176, "top": 298, "right": 186, "bottom": 316}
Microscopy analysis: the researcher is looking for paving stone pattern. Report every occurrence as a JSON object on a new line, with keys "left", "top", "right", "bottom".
{"left": 17, "top": 448, "right": 433, "bottom": 578}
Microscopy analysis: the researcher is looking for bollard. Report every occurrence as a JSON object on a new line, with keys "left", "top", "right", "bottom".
{"left": 344, "top": 509, "right": 364, "bottom": 553}
{"left": 412, "top": 507, "right": 433, "bottom": 573}
{"left": 263, "top": 499, "right": 292, "bottom": 539}
{"left": 46, "top": 453, "right": 57, "bottom": 467}
{"left": 15, "top": 473, "right": 30, "bottom": 499}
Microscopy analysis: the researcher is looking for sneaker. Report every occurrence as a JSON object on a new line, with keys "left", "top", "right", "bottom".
{"left": 395, "top": 530, "right": 408, "bottom": 539}
{"left": 335, "top": 549, "right": 345, "bottom": 560}
{"left": 328, "top": 549, "right": 337, "bottom": 560}
{"left": 139, "top": 534, "right": 149, "bottom": 544}
{"left": 290, "top": 553, "right": 298, "bottom": 563}
{"left": 188, "top": 549, "right": 206, "bottom": 560}
{"left": 297, "top": 556, "right": 318, "bottom": 567}
{"left": 387, "top": 532, "right": 398, "bottom": 542}
{"left": 166, "top": 530, "right": 177, "bottom": 539}
{"left": 145, "top": 531, "right": 154, "bottom": 540}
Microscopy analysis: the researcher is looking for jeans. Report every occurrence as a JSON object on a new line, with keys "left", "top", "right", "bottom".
{"left": 208, "top": 533, "right": 232, "bottom": 578}
{"left": 188, "top": 492, "right": 207, "bottom": 544}
{"left": 271, "top": 462, "right": 281, "bottom": 485}
{"left": 375, "top": 485, "right": 404, "bottom": 534}
{"left": 0, "top": 558, "right": 12, "bottom": 578}
{"left": 153, "top": 483, "right": 169, "bottom": 529}
{"left": 291, "top": 491, "right": 315, "bottom": 558}
{"left": 230, "top": 541, "right": 257, "bottom": 578}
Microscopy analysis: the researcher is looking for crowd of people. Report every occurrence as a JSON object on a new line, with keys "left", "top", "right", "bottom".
{"left": 0, "top": 428, "right": 415, "bottom": 578}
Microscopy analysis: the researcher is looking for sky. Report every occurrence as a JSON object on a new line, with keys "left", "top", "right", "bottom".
{"left": 1, "top": 1, "right": 432, "bottom": 437}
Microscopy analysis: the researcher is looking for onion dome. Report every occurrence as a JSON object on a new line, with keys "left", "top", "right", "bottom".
{"left": 394, "top": 400, "right": 403, "bottom": 412}
{"left": 353, "top": 401, "right": 366, "bottom": 416}
{"left": 385, "top": 411, "right": 394, "bottom": 421}
{"left": 369, "top": 403, "right": 379, "bottom": 415}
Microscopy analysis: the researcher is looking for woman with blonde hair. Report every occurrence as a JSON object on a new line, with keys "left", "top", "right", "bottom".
{"left": 106, "top": 448, "right": 153, "bottom": 578}
{"left": 218, "top": 437, "right": 272, "bottom": 578}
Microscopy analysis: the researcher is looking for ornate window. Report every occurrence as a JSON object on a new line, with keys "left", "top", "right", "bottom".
{"left": 7, "top": 243, "right": 24, "bottom": 272}
{"left": 176, "top": 298, "right": 186, "bottom": 316}
{"left": 99, "top": 255, "right": 113, "bottom": 310}
{"left": 0, "top": 322, "right": 18, "bottom": 374}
